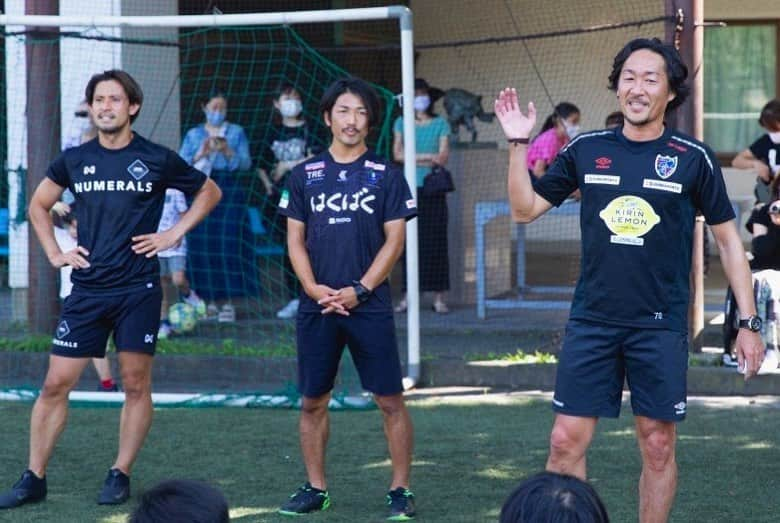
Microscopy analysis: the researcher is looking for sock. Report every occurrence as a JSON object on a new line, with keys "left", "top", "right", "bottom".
{"left": 101, "top": 379, "right": 115, "bottom": 389}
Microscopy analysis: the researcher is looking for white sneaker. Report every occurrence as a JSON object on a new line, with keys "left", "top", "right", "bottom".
{"left": 183, "top": 290, "right": 207, "bottom": 319}
{"left": 758, "top": 348, "right": 780, "bottom": 374}
{"left": 276, "top": 299, "right": 300, "bottom": 319}
{"left": 722, "top": 353, "right": 738, "bottom": 368}
{"left": 218, "top": 303, "right": 236, "bottom": 323}
{"left": 158, "top": 322, "right": 172, "bottom": 340}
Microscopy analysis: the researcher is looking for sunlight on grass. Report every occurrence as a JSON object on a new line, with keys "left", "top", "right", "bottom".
{"left": 100, "top": 514, "right": 129, "bottom": 523}
{"left": 678, "top": 434, "right": 716, "bottom": 441}
{"left": 230, "top": 506, "right": 278, "bottom": 518}
{"left": 738, "top": 441, "right": 776, "bottom": 450}
{"left": 603, "top": 428, "right": 635, "bottom": 437}
{"left": 476, "top": 466, "right": 517, "bottom": 480}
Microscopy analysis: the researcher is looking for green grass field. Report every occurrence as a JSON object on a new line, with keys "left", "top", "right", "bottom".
{"left": 0, "top": 393, "right": 777, "bottom": 522}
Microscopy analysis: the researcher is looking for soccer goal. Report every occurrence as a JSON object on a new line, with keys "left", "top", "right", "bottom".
{"left": 0, "top": 4, "right": 422, "bottom": 406}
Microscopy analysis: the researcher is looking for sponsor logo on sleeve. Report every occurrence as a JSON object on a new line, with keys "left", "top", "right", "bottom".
{"left": 406, "top": 199, "right": 417, "bottom": 209}
{"left": 279, "top": 189, "right": 290, "bottom": 209}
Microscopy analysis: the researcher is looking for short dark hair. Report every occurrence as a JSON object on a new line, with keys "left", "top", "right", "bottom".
{"left": 500, "top": 471, "right": 609, "bottom": 523}
{"left": 85, "top": 70, "right": 144, "bottom": 123}
{"left": 129, "top": 479, "right": 229, "bottom": 523}
{"left": 319, "top": 77, "right": 381, "bottom": 128}
{"left": 607, "top": 37, "right": 689, "bottom": 112}
{"left": 276, "top": 82, "right": 300, "bottom": 99}
{"left": 759, "top": 99, "right": 780, "bottom": 130}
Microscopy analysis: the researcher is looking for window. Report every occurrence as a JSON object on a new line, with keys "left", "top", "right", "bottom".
{"left": 703, "top": 21, "right": 778, "bottom": 158}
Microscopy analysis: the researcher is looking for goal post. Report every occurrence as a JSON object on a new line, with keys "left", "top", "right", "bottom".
{"left": 0, "top": 6, "right": 423, "bottom": 389}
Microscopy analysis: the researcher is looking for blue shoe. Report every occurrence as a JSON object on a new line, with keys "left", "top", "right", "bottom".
{"left": 0, "top": 470, "right": 47, "bottom": 509}
{"left": 97, "top": 468, "right": 130, "bottom": 505}
{"left": 279, "top": 482, "right": 330, "bottom": 516}
{"left": 387, "top": 487, "right": 415, "bottom": 520}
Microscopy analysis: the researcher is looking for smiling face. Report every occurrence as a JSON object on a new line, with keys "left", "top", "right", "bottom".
{"left": 617, "top": 49, "right": 676, "bottom": 130}
{"left": 324, "top": 91, "right": 370, "bottom": 149}
{"left": 89, "top": 79, "right": 139, "bottom": 135}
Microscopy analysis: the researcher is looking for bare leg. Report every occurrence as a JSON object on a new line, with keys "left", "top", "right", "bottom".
{"left": 374, "top": 393, "right": 414, "bottom": 489}
{"left": 29, "top": 356, "right": 91, "bottom": 477}
{"left": 635, "top": 416, "right": 677, "bottom": 523}
{"left": 172, "top": 270, "right": 191, "bottom": 297}
{"left": 92, "top": 356, "right": 113, "bottom": 382}
{"left": 545, "top": 413, "right": 598, "bottom": 480}
{"left": 299, "top": 394, "right": 331, "bottom": 490}
{"left": 160, "top": 274, "right": 172, "bottom": 321}
{"left": 112, "top": 352, "right": 154, "bottom": 475}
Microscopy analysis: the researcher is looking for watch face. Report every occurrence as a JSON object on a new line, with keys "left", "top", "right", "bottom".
{"left": 749, "top": 316, "right": 762, "bottom": 331}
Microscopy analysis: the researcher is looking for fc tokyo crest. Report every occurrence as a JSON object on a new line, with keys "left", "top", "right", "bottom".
{"left": 654, "top": 154, "right": 678, "bottom": 179}
{"left": 127, "top": 159, "right": 150, "bottom": 180}
{"left": 56, "top": 320, "right": 70, "bottom": 339}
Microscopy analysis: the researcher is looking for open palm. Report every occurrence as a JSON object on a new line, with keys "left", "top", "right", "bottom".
{"left": 494, "top": 88, "right": 536, "bottom": 140}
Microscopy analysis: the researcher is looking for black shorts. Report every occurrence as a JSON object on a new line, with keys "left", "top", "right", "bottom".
{"left": 51, "top": 285, "right": 163, "bottom": 358}
{"left": 295, "top": 311, "right": 403, "bottom": 398}
{"left": 553, "top": 320, "right": 689, "bottom": 421}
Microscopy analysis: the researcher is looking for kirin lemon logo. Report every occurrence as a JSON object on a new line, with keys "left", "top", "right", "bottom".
{"left": 599, "top": 196, "right": 660, "bottom": 246}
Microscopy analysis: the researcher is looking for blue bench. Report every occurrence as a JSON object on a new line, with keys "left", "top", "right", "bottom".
{"left": 0, "top": 208, "right": 9, "bottom": 257}
{"left": 246, "top": 207, "right": 285, "bottom": 257}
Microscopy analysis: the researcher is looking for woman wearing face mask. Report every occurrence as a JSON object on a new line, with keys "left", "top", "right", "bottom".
{"left": 526, "top": 102, "right": 581, "bottom": 177}
{"left": 258, "top": 83, "right": 317, "bottom": 320}
{"left": 733, "top": 99, "right": 780, "bottom": 205}
{"left": 179, "top": 92, "right": 252, "bottom": 322}
{"left": 392, "top": 78, "right": 452, "bottom": 314}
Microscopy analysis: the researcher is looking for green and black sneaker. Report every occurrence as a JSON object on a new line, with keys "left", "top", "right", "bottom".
{"left": 278, "top": 482, "right": 331, "bottom": 516}
{"left": 386, "top": 487, "right": 415, "bottom": 521}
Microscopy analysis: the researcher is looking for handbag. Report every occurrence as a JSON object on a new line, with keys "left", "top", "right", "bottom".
{"left": 421, "top": 165, "right": 455, "bottom": 196}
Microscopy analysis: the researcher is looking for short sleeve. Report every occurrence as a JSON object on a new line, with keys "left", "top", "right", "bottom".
{"left": 383, "top": 165, "right": 417, "bottom": 222}
{"left": 749, "top": 135, "right": 770, "bottom": 161}
{"left": 393, "top": 116, "right": 403, "bottom": 135}
{"left": 277, "top": 167, "right": 306, "bottom": 222}
{"left": 692, "top": 146, "right": 736, "bottom": 225}
{"left": 532, "top": 143, "right": 579, "bottom": 207}
{"left": 164, "top": 149, "right": 208, "bottom": 196}
{"left": 46, "top": 153, "right": 70, "bottom": 188}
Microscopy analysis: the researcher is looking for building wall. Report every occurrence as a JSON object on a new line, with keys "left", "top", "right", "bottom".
{"left": 707, "top": 0, "right": 779, "bottom": 20}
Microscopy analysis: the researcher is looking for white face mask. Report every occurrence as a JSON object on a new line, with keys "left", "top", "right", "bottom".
{"left": 564, "top": 122, "right": 580, "bottom": 139}
{"left": 769, "top": 131, "right": 780, "bottom": 144}
{"left": 413, "top": 95, "right": 431, "bottom": 112}
{"left": 280, "top": 99, "right": 302, "bottom": 118}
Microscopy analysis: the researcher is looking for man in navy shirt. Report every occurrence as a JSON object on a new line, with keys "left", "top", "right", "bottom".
{"left": 0, "top": 70, "right": 221, "bottom": 509}
{"left": 495, "top": 38, "right": 764, "bottom": 522}
{"left": 276, "top": 78, "right": 417, "bottom": 520}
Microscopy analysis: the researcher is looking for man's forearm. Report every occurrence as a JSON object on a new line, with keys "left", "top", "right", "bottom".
{"left": 720, "top": 238, "right": 758, "bottom": 317}
{"left": 29, "top": 203, "right": 61, "bottom": 263}
{"left": 169, "top": 179, "right": 221, "bottom": 241}
{"left": 287, "top": 237, "right": 317, "bottom": 294}
{"left": 507, "top": 144, "right": 535, "bottom": 222}
{"left": 359, "top": 234, "right": 404, "bottom": 291}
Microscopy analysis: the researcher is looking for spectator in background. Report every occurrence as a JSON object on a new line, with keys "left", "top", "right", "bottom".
{"left": 746, "top": 199, "right": 780, "bottom": 271}
{"left": 258, "top": 83, "right": 316, "bottom": 320}
{"left": 527, "top": 102, "right": 581, "bottom": 177}
{"left": 156, "top": 189, "right": 206, "bottom": 339}
{"left": 732, "top": 99, "right": 780, "bottom": 204}
{"left": 500, "top": 471, "right": 609, "bottom": 523}
{"left": 604, "top": 111, "right": 624, "bottom": 129}
{"left": 393, "top": 78, "right": 452, "bottom": 314}
{"left": 179, "top": 92, "right": 252, "bottom": 322}
{"left": 63, "top": 99, "right": 98, "bottom": 151}
{"left": 129, "top": 479, "right": 229, "bottom": 523}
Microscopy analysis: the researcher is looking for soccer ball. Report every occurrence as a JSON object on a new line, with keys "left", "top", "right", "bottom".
{"left": 168, "top": 302, "right": 198, "bottom": 333}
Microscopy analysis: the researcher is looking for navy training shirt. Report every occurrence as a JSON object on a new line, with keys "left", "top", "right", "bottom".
{"left": 47, "top": 133, "right": 207, "bottom": 293}
{"left": 533, "top": 126, "right": 735, "bottom": 333}
{"left": 278, "top": 150, "right": 417, "bottom": 313}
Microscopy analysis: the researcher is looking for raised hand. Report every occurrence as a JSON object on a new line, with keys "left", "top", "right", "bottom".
{"left": 494, "top": 88, "right": 536, "bottom": 140}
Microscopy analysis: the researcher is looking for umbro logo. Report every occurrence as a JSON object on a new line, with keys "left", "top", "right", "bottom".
{"left": 127, "top": 159, "right": 150, "bottom": 180}
{"left": 83, "top": 165, "right": 96, "bottom": 175}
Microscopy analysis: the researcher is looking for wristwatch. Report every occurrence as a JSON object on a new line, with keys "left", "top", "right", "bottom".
{"left": 738, "top": 315, "right": 762, "bottom": 332}
{"left": 352, "top": 280, "right": 372, "bottom": 304}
